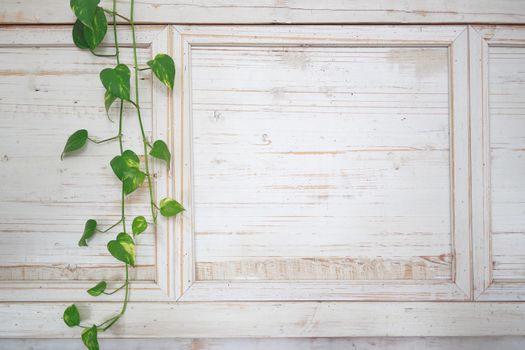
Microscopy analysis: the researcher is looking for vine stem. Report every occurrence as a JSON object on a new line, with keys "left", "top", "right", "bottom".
{"left": 129, "top": 0, "right": 158, "bottom": 224}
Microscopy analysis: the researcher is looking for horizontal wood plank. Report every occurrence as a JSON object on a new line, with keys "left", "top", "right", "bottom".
{"left": 3, "top": 302, "right": 525, "bottom": 337}
{"left": 2, "top": 1, "right": 525, "bottom": 24}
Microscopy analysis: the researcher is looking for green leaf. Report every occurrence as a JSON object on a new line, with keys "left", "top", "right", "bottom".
{"left": 107, "top": 232, "right": 135, "bottom": 266}
{"left": 147, "top": 53, "right": 175, "bottom": 89}
{"left": 81, "top": 325, "right": 99, "bottom": 350}
{"left": 132, "top": 216, "right": 148, "bottom": 236}
{"left": 159, "top": 198, "right": 185, "bottom": 217}
{"left": 110, "top": 150, "right": 146, "bottom": 195}
{"left": 70, "top": 0, "right": 100, "bottom": 28}
{"left": 72, "top": 20, "right": 89, "bottom": 49}
{"left": 149, "top": 140, "right": 171, "bottom": 170}
{"left": 87, "top": 281, "right": 107, "bottom": 296}
{"left": 83, "top": 7, "right": 107, "bottom": 50}
{"left": 78, "top": 219, "right": 97, "bottom": 246}
{"left": 104, "top": 90, "right": 117, "bottom": 119}
{"left": 63, "top": 304, "right": 80, "bottom": 327}
{"left": 100, "top": 64, "right": 131, "bottom": 101}
{"left": 61, "top": 129, "right": 88, "bottom": 159}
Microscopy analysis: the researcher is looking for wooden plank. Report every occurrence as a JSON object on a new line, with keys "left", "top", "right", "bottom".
{"left": 3, "top": 302, "right": 525, "bottom": 337}
{"left": 2, "top": 1, "right": 525, "bottom": 24}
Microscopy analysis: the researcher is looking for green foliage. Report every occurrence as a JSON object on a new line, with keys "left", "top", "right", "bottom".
{"left": 107, "top": 233, "right": 136, "bottom": 266}
{"left": 63, "top": 0, "right": 182, "bottom": 345}
{"left": 70, "top": 0, "right": 100, "bottom": 28}
{"left": 78, "top": 219, "right": 98, "bottom": 246}
{"left": 104, "top": 90, "right": 117, "bottom": 119}
{"left": 132, "top": 216, "right": 148, "bottom": 236}
{"left": 81, "top": 325, "right": 99, "bottom": 350}
{"left": 63, "top": 304, "right": 81, "bottom": 327}
{"left": 159, "top": 198, "right": 185, "bottom": 217}
{"left": 87, "top": 281, "right": 107, "bottom": 296}
{"left": 149, "top": 140, "right": 171, "bottom": 170}
{"left": 147, "top": 53, "right": 176, "bottom": 89}
{"left": 110, "top": 150, "right": 146, "bottom": 194}
{"left": 61, "top": 129, "right": 88, "bottom": 159}
{"left": 100, "top": 64, "right": 131, "bottom": 101}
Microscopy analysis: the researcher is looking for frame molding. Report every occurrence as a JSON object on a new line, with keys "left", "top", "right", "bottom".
{"left": 172, "top": 25, "right": 472, "bottom": 301}
{"left": 0, "top": 26, "right": 175, "bottom": 302}
{"left": 470, "top": 26, "right": 525, "bottom": 301}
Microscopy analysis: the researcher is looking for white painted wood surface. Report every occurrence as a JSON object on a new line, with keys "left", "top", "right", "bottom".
{"left": 2, "top": 22, "right": 525, "bottom": 338}
{"left": 3, "top": 337, "right": 525, "bottom": 350}
{"left": 173, "top": 25, "right": 471, "bottom": 301}
{"left": 2, "top": 1, "right": 525, "bottom": 24}
{"left": 471, "top": 26, "right": 525, "bottom": 301}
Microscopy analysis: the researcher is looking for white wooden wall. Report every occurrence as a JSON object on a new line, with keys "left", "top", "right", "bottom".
{"left": 2, "top": 1, "right": 525, "bottom": 349}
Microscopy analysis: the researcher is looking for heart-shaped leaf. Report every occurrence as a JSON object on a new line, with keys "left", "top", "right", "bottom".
{"left": 104, "top": 90, "right": 117, "bottom": 119}
{"left": 72, "top": 20, "right": 89, "bottom": 49}
{"left": 110, "top": 150, "right": 146, "bottom": 194}
{"left": 87, "top": 281, "right": 107, "bottom": 296}
{"left": 100, "top": 64, "right": 130, "bottom": 101}
{"left": 149, "top": 140, "right": 171, "bottom": 170}
{"left": 83, "top": 7, "right": 107, "bottom": 50}
{"left": 107, "top": 232, "right": 135, "bottom": 266}
{"left": 81, "top": 325, "right": 99, "bottom": 350}
{"left": 70, "top": 0, "right": 100, "bottom": 28}
{"left": 61, "top": 129, "right": 88, "bottom": 159}
{"left": 147, "top": 53, "right": 175, "bottom": 89}
{"left": 78, "top": 219, "right": 97, "bottom": 246}
{"left": 63, "top": 304, "right": 80, "bottom": 327}
{"left": 132, "top": 216, "right": 148, "bottom": 236}
{"left": 159, "top": 198, "right": 185, "bottom": 217}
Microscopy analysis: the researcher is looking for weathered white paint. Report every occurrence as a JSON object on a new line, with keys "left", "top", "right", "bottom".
{"left": 3, "top": 337, "right": 525, "bottom": 350}
{"left": 0, "top": 26, "right": 175, "bottom": 301}
{"left": 1, "top": 21, "right": 525, "bottom": 340}
{"left": 2, "top": 1, "right": 525, "bottom": 24}
{"left": 172, "top": 25, "right": 471, "bottom": 301}
{"left": 471, "top": 26, "right": 525, "bottom": 301}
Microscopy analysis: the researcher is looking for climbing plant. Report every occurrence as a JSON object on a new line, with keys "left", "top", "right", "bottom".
{"left": 61, "top": 1, "right": 183, "bottom": 349}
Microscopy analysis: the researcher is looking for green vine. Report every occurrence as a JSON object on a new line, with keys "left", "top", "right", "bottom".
{"left": 62, "top": 1, "right": 184, "bottom": 349}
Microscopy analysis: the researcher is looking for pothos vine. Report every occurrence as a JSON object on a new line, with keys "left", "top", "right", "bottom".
{"left": 61, "top": 1, "right": 184, "bottom": 349}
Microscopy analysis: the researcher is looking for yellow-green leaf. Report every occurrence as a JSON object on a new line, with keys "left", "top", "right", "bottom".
{"left": 61, "top": 129, "right": 88, "bottom": 159}
{"left": 63, "top": 304, "right": 80, "bottom": 327}
{"left": 70, "top": 0, "right": 100, "bottom": 28}
{"left": 110, "top": 150, "right": 145, "bottom": 195}
{"left": 87, "top": 281, "right": 107, "bottom": 296}
{"left": 149, "top": 140, "right": 171, "bottom": 170}
{"left": 81, "top": 325, "right": 99, "bottom": 350}
{"left": 100, "top": 64, "right": 130, "bottom": 101}
{"left": 78, "top": 219, "right": 97, "bottom": 246}
{"left": 147, "top": 53, "right": 175, "bottom": 89}
{"left": 104, "top": 90, "right": 117, "bottom": 120}
{"left": 72, "top": 20, "right": 89, "bottom": 49}
{"left": 132, "top": 216, "right": 148, "bottom": 236}
{"left": 107, "top": 232, "right": 135, "bottom": 266}
{"left": 83, "top": 7, "right": 107, "bottom": 50}
{"left": 159, "top": 198, "right": 185, "bottom": 217}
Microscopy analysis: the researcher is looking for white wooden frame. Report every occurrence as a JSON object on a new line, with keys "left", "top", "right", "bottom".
{"left": 470, "top": 26, "right": 525, "bottom": 301}
{"left": 3, "top": 1, "right": 525, "bottom": 24}
{"left": 0, "top": 26, "right": 175, "bottom": 301}
{"left": 172, "top": 25, "right": 472, "bottom": 301}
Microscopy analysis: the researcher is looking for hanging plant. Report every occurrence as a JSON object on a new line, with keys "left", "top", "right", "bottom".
{"left": 62, "top": 1, "right": 182, "bottom": 349}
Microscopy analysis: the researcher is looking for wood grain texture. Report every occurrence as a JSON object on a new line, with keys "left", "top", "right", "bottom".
{"left": 3, "top": 337, "right": 525, "bottom": 350}
{"left": 2, "top": 1, "right": 525, "bottom": 24}
{"left": 3, "top": 302, "right": 525, "bottom": 337}
{"left": 172, "top": 25, "right": 471, "bottom": 300}
{"left": 471, "top": 26, "right": 525, "bottom": 300}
